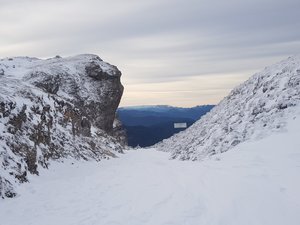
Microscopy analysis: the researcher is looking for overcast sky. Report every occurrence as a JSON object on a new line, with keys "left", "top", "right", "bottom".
{"left": 1, "top": 0, "right": 300, "bottom": 107}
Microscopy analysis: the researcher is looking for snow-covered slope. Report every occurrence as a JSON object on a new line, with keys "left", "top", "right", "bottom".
{"left": 1, "top": 112, "right": 299, "bottom": 225}
{"left": 157, "top": 55, "right": 300, "bottom": 160}
{"left": 0, "top": 54, "right": 126, "bottom": 198}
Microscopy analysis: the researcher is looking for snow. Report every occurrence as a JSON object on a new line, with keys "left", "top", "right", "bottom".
{"left": 157, "top": 55, "right": 300, "bottom": 160}
{"left": 1, "top": 114, "right": 299, "bottom": 225}
{"left": 0, "top": 54, "right": 124, "bottom": 198}
{"left": 0, "top": 54, "right": 120, "bottom": 103}
{"left": 1, "top": 55, "right": 299, "bottom": 223}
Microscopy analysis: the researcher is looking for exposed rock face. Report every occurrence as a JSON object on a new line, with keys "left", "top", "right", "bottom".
{"left": 0, "top": 54, "right": 126, "bottom": 198}
{"left": 26, "top": 54, "right": 124, "bottom": 134}
{"left": 157, "top": 55, "right": 300, "bottom": 160}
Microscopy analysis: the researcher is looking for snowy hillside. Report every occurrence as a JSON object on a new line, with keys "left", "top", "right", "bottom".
{"left": 0, "top": 112, "right": 299, "bottom": 225}
{"left": 157, "top": 55, "right": 300, "bottom": 160}
{"left": 0, "top": 54, "right": 126, "bottom": 198}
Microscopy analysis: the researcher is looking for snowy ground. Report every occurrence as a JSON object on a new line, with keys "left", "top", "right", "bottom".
{"left": 1, "top": 117, "right": 300, "bottom": 225}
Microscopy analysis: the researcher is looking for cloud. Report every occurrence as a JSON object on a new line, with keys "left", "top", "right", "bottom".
{"left": 0, "top": 0, "right": 300, "bottom": 106}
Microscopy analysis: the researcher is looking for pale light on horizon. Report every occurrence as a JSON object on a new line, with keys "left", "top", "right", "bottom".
{"left": 119, "top": 70, "right": 257, "bottom": 107}
{"left": 1, "top": 0, "right": 300, "bottom": 107}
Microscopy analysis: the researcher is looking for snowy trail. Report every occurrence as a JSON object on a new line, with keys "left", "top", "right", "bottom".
{"left": 1, "top": 120, "right": 300, "bottom": 225}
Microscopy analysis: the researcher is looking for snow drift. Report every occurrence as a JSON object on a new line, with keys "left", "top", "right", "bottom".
{"left": 1, "top": 113, "right": 299, "bottom": 225}
{"left": 0, "top": 54, "right": 126, "bottom": 198}
{"left": 157, "top": 55, "right": 300, "bottom": 160}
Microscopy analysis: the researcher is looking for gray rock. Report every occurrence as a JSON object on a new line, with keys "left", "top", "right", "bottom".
{"left": 0, "top": 68, "right": 4, "bottom": 76}
{"left": 0, "top": 54, "right": 127, "bottom": 198}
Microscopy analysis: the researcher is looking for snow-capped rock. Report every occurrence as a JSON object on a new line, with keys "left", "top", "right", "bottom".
{"left": 157, "top": 55, "right": 300, "bottom": 160}
{"left": 0, "top": 54, "right": 126, "bottom": 198}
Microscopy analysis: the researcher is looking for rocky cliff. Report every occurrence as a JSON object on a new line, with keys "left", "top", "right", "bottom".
{"left": 0, "top": 54, "right": 126, "bottom": 198}
{"left": 157, "top": 55, "right": 300, "bottom": 160}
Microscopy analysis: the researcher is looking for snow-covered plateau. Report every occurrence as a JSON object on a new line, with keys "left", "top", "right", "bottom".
{"left": 0, "top": 111, "right": 299, "bottom": 225}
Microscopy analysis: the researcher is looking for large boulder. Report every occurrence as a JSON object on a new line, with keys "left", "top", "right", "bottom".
{"left": 0, "top": 54, "right": 127, "bottom": 198}
{"left": 26, "top": 54, "right": 124, "bottom": 134}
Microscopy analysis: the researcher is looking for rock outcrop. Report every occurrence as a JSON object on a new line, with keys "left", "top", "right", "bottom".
{"left": 157, "top": 55, "right": 300, "bottom": 160}
{"left": 0, "top": 54, "right": 126, "bottom": 198}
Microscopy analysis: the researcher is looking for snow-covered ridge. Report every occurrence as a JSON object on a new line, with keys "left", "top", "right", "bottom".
{"left": 157, "top": 55, "right": 300, "bottom": 160}
{"left": 0, "top": 54, "right": 126, "bottom": 198}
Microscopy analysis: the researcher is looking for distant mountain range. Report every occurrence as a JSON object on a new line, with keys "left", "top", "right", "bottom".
{"left": 117, "top": 105, "right": 214, "bottom": 147}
